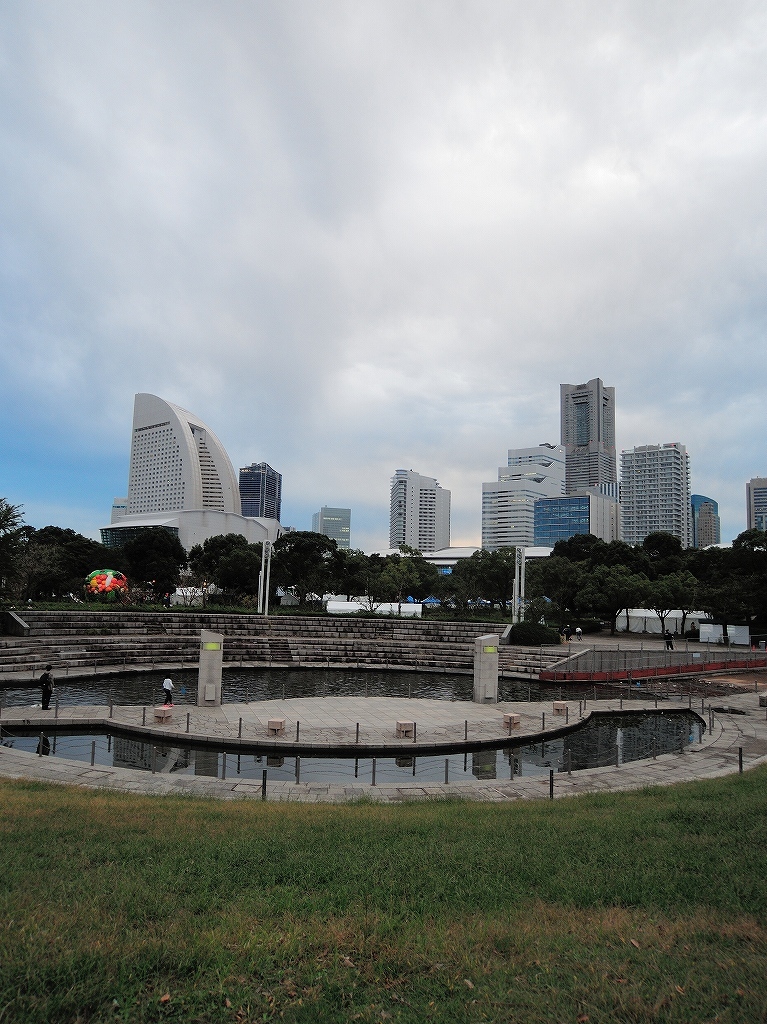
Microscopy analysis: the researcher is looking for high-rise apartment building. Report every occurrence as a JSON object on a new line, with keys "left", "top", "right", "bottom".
{"left": 560, "top": 378, "right": 617, "bottom": 495}
{"left": 620, "top": 443, "right": 692, "bottom": 548}
{"left": 102, "top": 394, "right": 279, "bottom": 550}
{"left": 389, "top": 470, "right": 450, "bottom": 553}
{"left": 691, "top": 494, "right": 721, "bottom": 548}
{"left": 481, "top": 444, "right": 565, "bottom": 550}
{"left": 312, "top": 507, "right": 351, "bottom": 549}
{"left": 746, "top": 478, "right": 767, "bottom": 531}
{"left": 240, "top": 462, "right": 282, "bottom": 520}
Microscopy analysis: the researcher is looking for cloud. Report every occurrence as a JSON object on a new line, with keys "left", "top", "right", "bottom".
{"left": 1, "top": 1, "right": 766, "bottom": 546}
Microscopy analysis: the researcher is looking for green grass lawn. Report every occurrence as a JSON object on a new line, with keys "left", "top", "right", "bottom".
{"left": 1, "top": 769, "right": 766, "bottom": 1023}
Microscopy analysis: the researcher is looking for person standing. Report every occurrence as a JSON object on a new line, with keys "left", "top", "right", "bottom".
{"left": 39, "top": 665, "right": 54, "bottom": 710}
{"left": 664, "top": 629, "right": 675, "bottom": 651}
{"left": 162, "top": 676, "right": 175, "bottom": 705}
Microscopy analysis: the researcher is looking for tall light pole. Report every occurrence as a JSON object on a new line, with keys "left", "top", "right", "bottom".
{"left": 258, "top": 539, "right": 273, "bottom": 615}
{"left": 512, "top": 546, "right": 526, "bottom": 623}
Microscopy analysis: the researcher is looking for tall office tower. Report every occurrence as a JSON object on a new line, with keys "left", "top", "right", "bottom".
{"left": 389, "top": 470, "right": 450, "bottom": 552}
{"left": 560, "top": 378, "right": 617, "bottom": 495}
{"left": 481, "top": 444, "right": 566, "bottom": 550}
{"left": 620, "top": 443, "right": 692, "bottom": 547}
{"left": 125, "top": 393, "right": 240, "bottom": 515}
{"left": 746, "top": 478, "right": 767, "bottom": 531}
{"left": 240, "top": 462, "right": 282, "bottom": 520}
{"left": 691, "top": 494, "right": 721, "bottom": 548}
{"left": 312, "top": 506, "right": 351, "bottom": 549}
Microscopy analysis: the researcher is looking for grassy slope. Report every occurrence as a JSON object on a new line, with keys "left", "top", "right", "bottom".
{"left": 1, "top": 769, "right": 766, "bottom": 1023}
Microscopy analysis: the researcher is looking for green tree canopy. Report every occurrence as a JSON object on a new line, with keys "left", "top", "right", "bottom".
{"left": 123, "top": 528, "right": 187, "bottom": 598}
{"left": 271, "top": 531, "right": 338, "bottom": 607}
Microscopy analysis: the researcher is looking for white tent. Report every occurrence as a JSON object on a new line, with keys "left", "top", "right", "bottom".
{"left": 615, "top": 609, "right": 708, "bottom": 634}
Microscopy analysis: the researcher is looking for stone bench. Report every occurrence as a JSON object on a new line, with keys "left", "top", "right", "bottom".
{"left": 396, "top": 720, "right": 414, "bottom": 739}
{"left": 153, "top": 706, "right": 173, "bottom": 723}
{"left": 267, "top": 718, "right": 286, "bottom": 737}
{"left": 553, "top": 701, "right": 568, "bottom": 716}
{"left": 503, "top": 713, "right": 521, "bottom": 732}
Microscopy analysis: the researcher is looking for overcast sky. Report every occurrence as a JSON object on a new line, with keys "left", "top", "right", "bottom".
{"left": 1, "top": 1, "right": 766, "bottom": 551}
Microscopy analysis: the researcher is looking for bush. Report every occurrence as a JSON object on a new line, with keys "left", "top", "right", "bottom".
{"left": 508, "top": 621, "right": 562, "bottom": 645}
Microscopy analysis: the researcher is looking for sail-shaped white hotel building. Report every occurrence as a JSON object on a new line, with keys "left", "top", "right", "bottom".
{"left": 101, "top": 393, "right": 280, "bottom": 550}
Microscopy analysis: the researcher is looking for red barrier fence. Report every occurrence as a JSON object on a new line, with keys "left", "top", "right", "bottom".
{"left": 539, "top": 655, "right": 767, "bottom": 683}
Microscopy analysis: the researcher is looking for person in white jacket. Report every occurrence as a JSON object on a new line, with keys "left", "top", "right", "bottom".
{"left": 162, "top": 677, "right": 174, "bottom": 705}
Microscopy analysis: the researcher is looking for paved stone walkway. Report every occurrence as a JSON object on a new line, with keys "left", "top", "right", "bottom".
{"left": 1, "top": 690, "right": 765, "bottom": 802}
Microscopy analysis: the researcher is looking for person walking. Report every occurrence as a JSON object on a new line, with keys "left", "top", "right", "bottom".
{"left": 162, "top": 676, "right": 175, "bottom": 706}
{"left": 39, "top": 665, "right": 54, "bottom": 710}
{"left": 575, "top": 626, "right": 583, "bottom": 641}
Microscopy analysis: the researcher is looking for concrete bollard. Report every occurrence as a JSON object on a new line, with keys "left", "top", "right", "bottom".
{"left": 238, "top": 718, "right": 242, "bottom": 738}
{"left": 296, "top": 721, "right": 300, "bottom": 742}
{"left": 371, "top": 758, "right": 377, "bottom": 786}
{"left": 549, "top": 769, "right": 554, "bottom": 799}
{"left": 91, "top": 741, "right": 96, "bottom": 766}
{"left": 186, "top": 712, "right": 190, "bottom": 733}
{"left": 356, "top": 723, "right": 360, "bottom": 743}
{"left": 262, "top": 769, "right": 267, "bottom": 800}
{"left": 444, "top": 758, "right": 449, "bottom": 784}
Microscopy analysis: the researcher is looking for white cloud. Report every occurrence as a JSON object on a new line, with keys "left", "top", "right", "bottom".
{"left": 1, "top": 0, "right": 766, "bottom": 546}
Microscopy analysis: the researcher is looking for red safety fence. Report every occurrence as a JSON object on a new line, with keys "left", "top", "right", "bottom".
{"left": 539, "top": 655, "right": 767, "bottom": 683}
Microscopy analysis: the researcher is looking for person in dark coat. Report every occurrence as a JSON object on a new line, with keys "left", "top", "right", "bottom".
{"left": 40, "top": 665, "right": 54, "bottom": 710}
{"left": 664, "top": 629, "right": 675, "bottom": 651}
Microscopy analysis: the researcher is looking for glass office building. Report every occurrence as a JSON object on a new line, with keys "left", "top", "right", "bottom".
{"left": 534, "top": 495, "right": 590, "bottom": 547}
{"left": 240, "top": 462, "right": 282, "bottom": 520}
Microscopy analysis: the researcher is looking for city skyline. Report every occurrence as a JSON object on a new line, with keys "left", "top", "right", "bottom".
{"left": 2, "top": 4, "right": 766, "bottom": 549}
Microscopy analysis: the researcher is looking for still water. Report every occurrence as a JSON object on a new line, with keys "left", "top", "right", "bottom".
{"left": 4, "top": 712, "right": 704, "bottom": 785}
{"left": 0, "top": 666, "right": 650, "bottom": 709}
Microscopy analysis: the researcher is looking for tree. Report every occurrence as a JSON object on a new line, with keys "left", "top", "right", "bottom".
{"left": 583, "top": 565, "right": 650, "bottom": 635}
{"left": 271, "top": 531, "right": 338, "bottom": 607}
{"left": 470, "top": 547, "right": 518, "bottom": 609}
{"left": 19, "top": 526, "right": 119, "bottom": 599}
{"left": 642, "top": 532, "right": 683, "bottom": 579}
{"left": 379, "top": 552, "right": 440, "bottom": 611}
{"left": 525, "top": 556, "right": 588, "bottom": 624}
{"left": 216, "top": 543, "right": 263, "bottom": 598}
{"left": 0, "top": 499, "right": 24, "bottom": 601}
{"left": 332, "top": 549, "right": 372, "bottom": 602}
{"left": 435, "top": 557, "right": 482, "bottom": 616}
{"left": 122, "top": 529, "right": 187, "bottom": 599}
{"left": 647, "top": 570, "right": 699, "bottom": 634}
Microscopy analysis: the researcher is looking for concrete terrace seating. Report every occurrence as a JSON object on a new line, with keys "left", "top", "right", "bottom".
{"left": 0, "top": 611, "right": 565, "bottom": 680}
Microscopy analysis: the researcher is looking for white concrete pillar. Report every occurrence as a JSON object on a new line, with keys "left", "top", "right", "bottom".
{"left": 197, "top": 629, "right": 225, "bottom": 707}
{"left": 473, "top": 634, "right": 499, "bottom": 704}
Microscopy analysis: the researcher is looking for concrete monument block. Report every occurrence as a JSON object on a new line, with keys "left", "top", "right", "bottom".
{"left": 553, "top": 701, "right": 567, "bottom": 715}
{"left": 197, "top": 629, "right": 224, "bottom": 707}
{"left": 267, "top": 718, "right": 286, "bottom": 736}
{"left": 396, "top": 720, "right": 415, "bottom": 738}
{"left": 473, "top": 634, "right": 499, "bottom": 704}
{"left": 153, "top": 706, "right": 173, "bottom": 723}
{"left": 503, "top": 712, "right": 521, "bottom": 731}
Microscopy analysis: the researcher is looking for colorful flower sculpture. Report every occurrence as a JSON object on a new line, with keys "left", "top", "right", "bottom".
{"left": 86, "top": 570, "right": 129, "bottom": 596}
